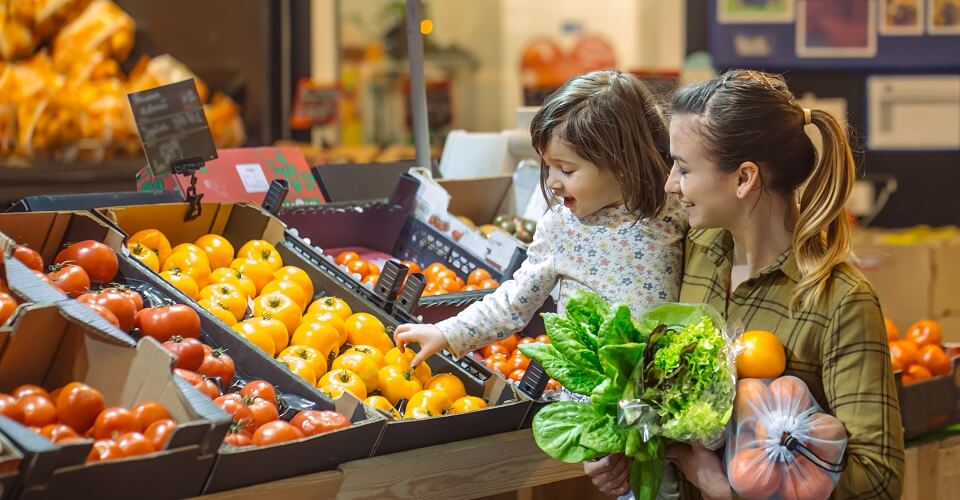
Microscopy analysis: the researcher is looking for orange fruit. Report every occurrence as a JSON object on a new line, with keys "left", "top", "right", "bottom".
{"left": 335, "top": 251, "right": 360, "bottom": 265}
{"left": 345, "top": 313, "right": 386, "bottom": 343}
{"left": 425, "top": 373, "right": 467, "bottom": 402}
{"left": 889, "top": 340, "right": 918, "bottom": 372}
{"left": 346, "top": 259, "right": 371, "bottom": 278}
{"left": 906, "top": 320, "right": 942, "bottom": 348}
{"left": 468, "top": 269, "right": 492, "bottom": 286}
{"left": 301, "top": 311, "right": 348, "bottom": 345}
{"left": 273, "top": 266, "right": 315, "bottom": 301}
{"left": 307, "top": 297, "right": 353, "bottom": 321}
{"left": 423, "top": 263, "right": 448, "bottom": 283}
{"left": 903, "top": 364, "right": 933, "bottom": 386}
{"left": 449, "top": 396, "right": 487, "bottom": 414}
{"left": 194, "top": 235, "right": 235, "bottom": 270}
{"left": 734, "top": 330, "right": 786, "bottom": 379}
{"left": 917, "top": 344, "right": 952, "bottom": 376}
{"left": 261, "top": 279, "right": 310, "bottom": 311}
{"left": 400, "top": 260, "right": 421, "bottom": 275}
{"left": 479, "top": 279, "right": 499, "bottom": 289}
{"left": 230, "top": 258, "right": 275, "bottom": 293}
{"left": 884, "top": 317, "right": 899, "bottom": 342}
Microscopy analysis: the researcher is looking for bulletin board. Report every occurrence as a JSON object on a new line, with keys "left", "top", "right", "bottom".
{"left": 710, "top": 0, "right": 960, "bottom": 69}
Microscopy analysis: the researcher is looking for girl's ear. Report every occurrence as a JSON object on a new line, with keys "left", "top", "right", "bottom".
{"left": 735, "top": 161, "right": 761, "bottom": 199}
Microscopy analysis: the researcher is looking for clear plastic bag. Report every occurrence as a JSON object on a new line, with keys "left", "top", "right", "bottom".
{"left": 51, "top": 0, "right": 133, "bottom": 73}
{"left": 726, "top": 376, "right": 847, "bottom": 500}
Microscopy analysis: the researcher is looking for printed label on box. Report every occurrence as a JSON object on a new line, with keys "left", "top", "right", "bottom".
{"left": 235, "top": 163, "right": 270, "bottom": 193}
{"left": 486, "top": 231, "right": 518, "bottom": 270}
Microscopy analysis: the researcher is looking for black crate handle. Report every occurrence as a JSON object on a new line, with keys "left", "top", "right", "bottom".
{"left": 262, "top": 179, "right": 290, "bottom": 215}
{"left": 517, "top": 361, "right": 549, "bottom": 400}
{"left": 394, "top": 272, "right": 426, "bottom": 315}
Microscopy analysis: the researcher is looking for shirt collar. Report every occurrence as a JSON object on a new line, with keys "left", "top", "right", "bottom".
{"left": 689, "top": 229, "right": 801, "bottom": 283}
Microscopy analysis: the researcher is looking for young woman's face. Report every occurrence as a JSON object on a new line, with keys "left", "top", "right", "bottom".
{"left": 543, "top": 138, "right": 623, "bottom": 218}
{"left": 664, "top": 116, "right": 741, "bottom": 229}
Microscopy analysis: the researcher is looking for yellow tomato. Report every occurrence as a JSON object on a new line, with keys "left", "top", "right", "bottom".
{"left": 292, "top": 322, "right": 340, "bottom": 363}
{"left": 237, "top": 240, "right": 283, "bottom": 271}
{"left": 279, "top": 345, "right": 327, "bottom": 378}
{"left": 425, "top": 373, "right": 467, "bottom": 402}
{"left": 171, "top": 243, "right": 210, "bottom": 266}
{"left": 279, "top": 357, "right": 316, "bottom": 386}
{"left": 307, "top": 296, "right": 353, "bottom": 321}
{"left": 209, "top": 267, "right": 256, "bottom": 298}
{"left": 234, "top": 317, "right": 289, "bottom": 356}
{"left": 194, "top": 234, "right": 235, "bottom": 270}
{"left": 160, "top": 269, "right": 199, "bottom": 300}
{"left": 332, "top": 352, "right": 380, "bottom": 393}
{"left": 162, "top": 251, "right": 211, "bottom": 288}
{"left": 129, "top": 229, "right": 172, "bottom": 265}
{"left": 198, "top": 298, "right": 237, "bottom": 326}
{"left": 342, "top": 345, "right": 385, "bottom": 368}
{"left": 377, "top": 364, "right": 423, "bottom": 405}
{"left": 261, "top": 279, "right": 309, "bottom": 311}
{"left": 237, "top": 325, "right": 275, "bottom": 356}
{"left": 449, "top": 396, "right": 487, "bottom": 414}
{"left": 127, "top": 242, "right": 159, "bottom": 272}
{"left": 345, "top": 312, "right": 389, "bottom": 348}
{"left": 364, "top": 395, "right": 400, "bottom": 419}
{"left": 384, "top": 347, "right": 432, "bottom": 384}
{"left": 200, "top": 283, "right": 247, "bottom": 321}
{"left": 274, "top": 266, "right": 314, "bottom": 301}
{"left": 300, "top": 312, "right": 347, "bottom": 345}
{"left": 317, "top": 369, "right": 367, "bottom": 400}
{"left": 230, "top": 258, "right": 274, "bottom": 293}
{"left": 403, "top": 389, "right": 451, "bottom": 419}
{"left": 253, "top": 293, "right": 302, "bottom": 334}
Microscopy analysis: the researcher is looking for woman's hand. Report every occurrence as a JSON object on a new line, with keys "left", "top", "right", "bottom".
{"left": 393, "top": 323, "right": 449, "bottom": 366}
{"left": 665, "top": 444, "right": 731, "bottom": 500}
{"left": 583, "top": 453, "right": 631, "bottom": 497}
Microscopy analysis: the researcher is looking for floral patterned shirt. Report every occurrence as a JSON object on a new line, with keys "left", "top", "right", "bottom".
{"left": 437, "top": 198, "right": 688, "bottom": 357}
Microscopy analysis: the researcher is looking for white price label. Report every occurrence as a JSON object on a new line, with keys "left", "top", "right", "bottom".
{"left": 235, "top": 163, "right": 270, "bottom": 193}
{"left": 485, "top": 231, "right": 518, "bottom": 270}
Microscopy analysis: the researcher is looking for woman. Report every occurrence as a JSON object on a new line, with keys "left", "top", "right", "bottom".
{"left": 587, "top": 70, "right": 904, "bottom": 499}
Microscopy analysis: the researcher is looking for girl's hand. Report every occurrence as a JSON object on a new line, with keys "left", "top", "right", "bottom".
{"left": 665, "top": 444, "right": 731, "bottom": 500}
{"left": 583, "top": 453, "right": 631, "bottom": 497}
{"left": 393, "top": 323, "right": 449, "bottom": 366}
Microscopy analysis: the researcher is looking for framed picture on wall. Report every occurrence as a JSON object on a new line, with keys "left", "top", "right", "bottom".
{"left": 880, "top": 0, "right": 925, "bottom": 34}
{"left": 717, "top": 0, "right": 795, "bottom": 24}
{"left": 797, "top": 0, "right": 878, "bottom": 57}
{"left": 928, "top": 0, "right": 960, "bottom": 34}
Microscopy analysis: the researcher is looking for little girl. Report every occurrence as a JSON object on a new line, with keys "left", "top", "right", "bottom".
{"left": 396, "top": 70, "right": 685, "bottom": 367}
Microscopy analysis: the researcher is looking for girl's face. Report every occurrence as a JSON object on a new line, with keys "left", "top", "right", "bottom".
{"left": 543, "top": 138, "right": 623, "bottom": 218}
{"left": 664, "top": 116, "right": 741, "bottom": 229}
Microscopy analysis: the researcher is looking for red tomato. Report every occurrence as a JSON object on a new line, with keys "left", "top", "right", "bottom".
{"left": 0, "top": 292, "right": 16, "bottom": 325}
{"left": 197, "top": 379, "right": 221, "bottom": 400}
{"left": 55, "top": 240, "right": 118, "bottom": 283}
{"left": 77, "top": 290, "right": 137, "bottom": 332}
{"left": 509, "top": 352, "right": 531, "bottom": 371}
{"left": 131, "top": 401, "right": 172, "bottom": 432}
{"left": 290, "top": 410, "right": 351, "bottom": 437}
{"left": 144, "top": 419, "right": 177, "bottom": 450}
{"left": 105, "top": 286, "right": 144, "bottom": 312}
{"left": 47, "top": 263, "right": 90, "bottom": 297}
{"left": 39, "top": 423, "right": 80, "bottom": 443}
{"left": 199, "top": 349, "right": 236, "bottom": 386}
{"left": 252, "top": 420, "right": 303, "bottom": 446}
{"left": 223, "top": 429, "right": 253, "bottom": 447}
{"left": 92, "top": 407, "right": 139, "bottom": 440}
{"left": 84, "top": 303, "right": 121, "bottom": 328}
{"left": 56, "top": 382, "right": 105, "bottom": 433}
{"left": 86, "top": 439, "right": 123, "bottom": 463}
{"left": 173, "top": 369, "right": 203, "bottom": 386}
{"left": 481, "top": 343, "right": 511, "bottom": 359}
{"left": 247, "top": 397, "right": 279, "bottom": 429}
{"left": 0, "top": 394, "right": 24, "bottom": 423}
{"left": 213, "top": 396, "right": 255, "bottom": 433}
{"left": 116, "top": 432, "right": 155, "bottom": 457}
{"left": 20, "top": 395, "right": 57, "bottom": 427}
{"left": 28, "top": 270, "right": 62, "bottom": 293}
{"left": 12, "top": 384, "right": 49, "bottom": 400}
{"left": 240, "top": 381, "right": 278, "bottom": 408}
{"left": 135, "top": 305, "right": 201, "bottom": 341}
{"left": 162, "top": 336, "right": 206, "bottom": 371}
{"left": 13, "top": 245, "right": 43, "bottom": 271}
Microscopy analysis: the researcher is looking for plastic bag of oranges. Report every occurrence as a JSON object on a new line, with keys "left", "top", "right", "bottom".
{"left": 726, "top": 376, "right": 847, "bottom": 500}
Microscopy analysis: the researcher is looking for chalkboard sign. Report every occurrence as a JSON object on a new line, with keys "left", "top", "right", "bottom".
{"left": 128, "top": 79, "right": 218, "bottom": 176}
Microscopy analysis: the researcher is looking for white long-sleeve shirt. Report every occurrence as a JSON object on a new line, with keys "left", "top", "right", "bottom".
{"left": 438, "top": 198, "right": 688, "bottom": 357}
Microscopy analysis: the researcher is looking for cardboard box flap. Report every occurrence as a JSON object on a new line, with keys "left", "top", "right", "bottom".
{"left": 3, "top": 255, "right": 67, "bottom": 305}
{"left": 57, "top": 301, "right": 135, "bottom": 348}
{"left": 0, "top": 231, "right": 14, "bottom": 256}
{"left": 440, "top": 175, "right": 514, "bottom": 225}
{"left": 222, "top": 203, "right": 287, "bottom": 246}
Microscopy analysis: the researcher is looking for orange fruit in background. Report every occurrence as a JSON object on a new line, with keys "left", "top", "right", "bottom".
{"left": 424, "top": 263, "right": 448, "bottom": 282}
{"left": 902, "top": 364, "right": 933, "bottom": 386}
{"left": 400, "top": 260, "right": 421, "bottom": 275}
{"left": 889, "top": 340, "right": 918, "bottom": 372}
{"left": 335, "top": 251, "right": 360, "bottom": 265}
{"left": 734, "top": 330, "right": 786, "bottom": 379}
{"left": 884, "top": 317, "right": 899, "bottom": 342}
{"left": 468, "top": 269, "right": 492, "bottom": 286}
{"left": 308, "top": 297, "right": 353, "bottom": 321}
{"left": 917, "top": 344, "right": 952, "bottom": 376}
{"left": 346, "top": 259, "right": 370, "bottom": 278}
{"left": 194, "top": 234, "right": 235, "bottom": 270}
{"left": 274, "top": 266, "right": 315, "bottom": 300}
{"left": 479, "top": 279, "right": 499, "bottom": 289}
{"left": 906, "top": 320, "right": 942, "bottom": 348}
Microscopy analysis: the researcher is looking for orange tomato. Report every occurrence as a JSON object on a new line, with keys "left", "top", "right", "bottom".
{"left": 535, "top": 334, "right": 551, "bottom": 344}
{"left": 482, "top": 343, "right": 511, "bottom": 359}
{"left": 230, "top": 258, "right": 275, "bottom": 293}
{"left": 734, "top": 378, "right": 771, "bottom": 419}
{"left": 728, "top": 447, "right": 781, "bottom": 499}
{"left": 333, "top": 352, "right": 380, "bottom": 393}
{"left": 434, "top": 269, "right": 458, "bottom": 283}
{"left": 198, "top": 298, "right": 239, "bottom": 326}
{"left": 400, "top": 260, "right": 421, "bottom": 275}
{"left": 210, "top": 267, "right": 257, "bottom": 298}
{"left": 346, "top": 259, "right": 370, "bottom": 278}
{"left": 377, "top": 364, "right": 423, "bottom": 404}
{"left": 261, "top": 279, "right": 309, "bottom": 311}
{"left": 279, "top": 357, "right": 317, "bottom": 386}
{"left": 362, "top": 274, "right": 379, "bottom": 286}
{"left": 307, "top": 296, "right": 353, "bottom": 321}
{"left": 384, "top": 347, "right": 432, "bottom": 384}
{"left": 318, "top": 369, "right": 367, "bottom": 400}
{"left": 734, "top": 330, "right": 786, "bottom": 379}
{"left": 768, "top": 376, "right": 812, "bottom": 412}
{"left": 237, "top": 325, "right": 276, "bottom": 356}
{"left": 509, "top": 351, "right": 531, "bottom": 372}
{"left": 889, "top": 340, "right": 918, "bottom": 372}
{"left": 200, "top": 283, "right": 247, "bottom": 320}
{"left": 364, "top": 395, "right": 401, "bottom": 419}
{"left": 171, "top": 244, "right": 211, "bottom": 266}
{"left": 237, "top": 240, "right": 283, "bottom": 271}
{"left": 917, "top": 344, "right": 952, "bottom": 376}
{"left": 234, "top": 317, "right": 289, "bottom": 356}
{"left": 496, "top": 335, "right": 519, "bottom": 354}
{"left": 160, "top": 269, "right": 199, "bottom": 300}
{"left": 884, "top": 317, "right": 899, "bottom": 342}
{"left": 194, "top": 234, "right": 235, "bottom": 270}
{"left": 343, "top": 345, "right": 385, "bottom": 367}
{"left": 468, "top": 268, "right": 492, "bottom": 286}
{"left": 906, "top": 320, "right": 942, "bottom": 348}
{"left": 335, "top": 251, "right": 360, "bottom": 265}
{"left": 404, "top": 389, "right": 451, "bottom": 419}
{"left": 254, "top": 293, "right": 302, "bottom": 335}
{"left": 162, "top": 251, "right": 211, "bottom": 288}
{"left": 273, "top": 266, "right": 315, "bottom": 300}
{"left": 301, "top": 311, "right": 348, "bottom": 345}
{"left": 438, "top": 276, "right": 461, "bottom": 292}
{"left": 423, "top": 263, "right": 448, "bottom": 283}
{"left": 292, "top": 321, "right": 341, "bottom": 362}
{"left": 129, "top": 229, "right": 172, "bottom": 265}
{"left": 345, "top": 313, "right": 391, "bottom": 351}
{"left": 280, "top": 345, "right": 328, "bottom": 378}
{"left": 479, "top": 279, "right": 500, "bottom": 289}
{"left": 128, "top": 242, "right": 160, "bottom": 272}
{"left": 449, "top": 396, "right": 487, "bottom": 414}
{"left": 425, "top": 373, "right": 467, "bottom": 402}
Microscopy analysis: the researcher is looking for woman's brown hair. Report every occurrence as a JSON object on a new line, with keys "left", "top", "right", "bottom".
{"left": 671, "top": 69, "right": 857, "bottom": 311}
{"left": 530, "top": 70, "right": 671, "bottom": 220}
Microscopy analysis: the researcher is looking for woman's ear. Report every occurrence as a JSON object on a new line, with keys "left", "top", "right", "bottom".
{"left": 735, "top": 161, "right": 761, "bottom": 199}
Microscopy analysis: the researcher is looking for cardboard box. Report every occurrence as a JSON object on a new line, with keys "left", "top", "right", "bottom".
{"left": 903, "top": 435, "right": 960, "bottom": 500}
{"left": 0, "top": 426, "right": 24, "bottom": 500}
{"left": 0, "top": 301, "right": 229, "bottom": 499}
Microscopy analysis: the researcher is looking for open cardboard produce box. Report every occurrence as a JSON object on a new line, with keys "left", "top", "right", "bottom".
{"left": 0, "top": 301, "right": 229, "bottom": 500}
{"left": 0, "top": 424, "right": 24, "bottom": 500}
{"left": 895, "top": 346, "right": 960, "bottom": 440}
{"left": 0, "top": 208, "right": 389, "bottom": 493}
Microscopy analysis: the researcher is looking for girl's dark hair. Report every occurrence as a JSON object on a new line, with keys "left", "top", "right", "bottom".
{"left": 672, "top": 69, "right": 858, "bottom": 311}
{"left": 530, "top": 70, "right": 671, "bottom": 219}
